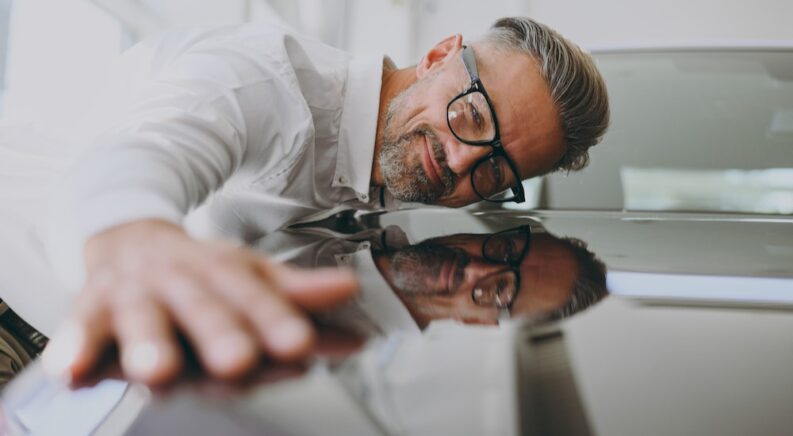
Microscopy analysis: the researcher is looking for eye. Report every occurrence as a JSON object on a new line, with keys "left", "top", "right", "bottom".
{"left": 466, "top": 97, "right": 484, "bottom": 130}
{"left": 503, "top": 239, "right": 517, "bottom": 260}
{"left": 495, "top": 278, "right": 510, "bottom": 297}
{"left": 488, "top": 157, "right": 503, "bottom": 185}
{"left": 490, "top": 237, "right": 515, "bottom": 262}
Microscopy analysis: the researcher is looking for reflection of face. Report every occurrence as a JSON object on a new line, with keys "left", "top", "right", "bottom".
{"left": 375, "top": 231, "right": 579, "bottom": 327}
{"left": 378, "top": 45, "right": 565, "bottom": 207}
{"left": 388, "top": 242, "right": 470, "bottom": 296}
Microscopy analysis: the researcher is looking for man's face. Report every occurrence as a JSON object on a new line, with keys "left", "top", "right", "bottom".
{"left": 379, "top": 42, "right": 565, "bottom": 207}
{"left": 374, "top": 230, "right": 579, "bottom": 327}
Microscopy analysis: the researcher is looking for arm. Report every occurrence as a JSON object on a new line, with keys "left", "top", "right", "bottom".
{"left": 45, "top": 219, "right": 356, "bottom": 384}
{"left": 43, "top": 29, "right": 358, "bottom": 384}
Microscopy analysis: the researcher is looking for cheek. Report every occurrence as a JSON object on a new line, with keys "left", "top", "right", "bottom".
{"left": 450, "top": 293, "right": 498, "bottom": 322}
{"left": 438, "top": 181, "right": 478, "bottom": 207}
{"left": 405, "top": 83, "right": 456, "bottom": 133}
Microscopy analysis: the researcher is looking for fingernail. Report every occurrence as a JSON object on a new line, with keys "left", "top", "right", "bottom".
{"left": 208, "top": 332, "right": 256, "bottom": 373}
{"left": 266, "top": 320, "right": 312, "bottom": 354}
{"left": 122, "top": 342, "right": 162, "bottom": 380}
{"left": 42, "top": 321, "right": 84, "bottom": 383}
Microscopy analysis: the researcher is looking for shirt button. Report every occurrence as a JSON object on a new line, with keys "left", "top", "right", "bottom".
{"left": 359, "top": 193, "right": 369, "bottom": 201}
{"left": 338, "top": 176, "right": 348, "bottom": 184}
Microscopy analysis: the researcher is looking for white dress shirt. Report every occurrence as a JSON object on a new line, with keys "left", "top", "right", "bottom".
{"left": 46, "top": 23, "right": 401, "bottom": 288}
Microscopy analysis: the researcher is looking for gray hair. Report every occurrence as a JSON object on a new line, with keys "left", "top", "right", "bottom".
{"left": 478, "top": 17, "right": 610, "bottom": 172}
{"left": 551, "top": 236, "right": 609, "bottom": 320}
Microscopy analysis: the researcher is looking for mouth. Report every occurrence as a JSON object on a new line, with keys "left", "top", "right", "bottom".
{"left": 438, "top": 258, "right": 456, "bottom": 295}
{"left": 439, "top": 249, "right": 466, "bottom": 294}
{"left": 421, "top": 134, "right": 444, "bottom": 188}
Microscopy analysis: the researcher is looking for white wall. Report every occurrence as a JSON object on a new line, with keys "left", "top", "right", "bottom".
{"left": 3, "top": 0, "right": 124, "bottom": 134}
{"left": 352, "top": 0, "right": 530, "bottom": 66}
{"left": 348, "top": 0, "right": 793, "bottom": 65}
{"left": 5, "top": 0, "right": 793, "bottom": 133}
{"left": 527, "top": 0, "right": 793, "bottom": 48}
{"left": 345, "top": 0, "right": 531, "bottom": 67}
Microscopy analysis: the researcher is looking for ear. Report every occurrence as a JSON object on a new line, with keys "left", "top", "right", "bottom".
{"left": 416, "top": 34, "right": 463, "bottom": 79}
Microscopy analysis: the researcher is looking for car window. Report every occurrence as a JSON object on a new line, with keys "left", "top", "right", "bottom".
{"left": 529, "top": 50, "right": 793, "bottom": 215}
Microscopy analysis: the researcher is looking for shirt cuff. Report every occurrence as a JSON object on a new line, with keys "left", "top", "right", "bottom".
{"left": 45, "top": 184, "right": 184, "bottom": 292}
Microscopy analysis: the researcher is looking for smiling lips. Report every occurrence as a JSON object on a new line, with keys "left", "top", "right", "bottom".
{"left": 438, "top": 249, "right": 466, "bottom": 294}
{"left": 421, "top": 134, "right": 444, "bottom": 188}
{"left": 440, "top": 257, "right": 457, "bottom": 294}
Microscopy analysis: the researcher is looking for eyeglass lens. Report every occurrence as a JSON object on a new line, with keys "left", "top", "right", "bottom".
{"left": 447, "top": 91, "right": 496, "bottom": 142}
{"left": 472, "top": 270, "right": 518, "bottom": 309}
{"left": 483, "top": 228, "right": 530, "bottom": 264}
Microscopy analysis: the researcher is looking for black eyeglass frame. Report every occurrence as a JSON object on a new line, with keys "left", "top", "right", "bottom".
{"left": 471, "top": 225, "right": 532, "bottom": 313}
{"left": 446, "top": 45, "right": 526, "bottom": 203}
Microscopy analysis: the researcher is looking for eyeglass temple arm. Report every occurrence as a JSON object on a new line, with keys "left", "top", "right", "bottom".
{"left": 461, "top": 45, "right": 480, "bottom": 83}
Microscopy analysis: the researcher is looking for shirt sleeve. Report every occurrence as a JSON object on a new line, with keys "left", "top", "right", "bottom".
{"left": 45, "top": 28, "right": 308, "bottom": 289}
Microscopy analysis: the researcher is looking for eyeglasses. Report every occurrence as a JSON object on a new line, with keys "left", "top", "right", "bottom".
{"left": 471, "top": 226, "right": 531, "bottom": 315}
{"left": 446, "top": 46, "right": 526, "bottom": 203}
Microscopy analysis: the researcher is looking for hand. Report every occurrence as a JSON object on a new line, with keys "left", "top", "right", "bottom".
{"left": 67, "top": 325, "right": 365, "bottom": 393}
{"left": 42, "top": 219, "right": 358, "bottom": 385}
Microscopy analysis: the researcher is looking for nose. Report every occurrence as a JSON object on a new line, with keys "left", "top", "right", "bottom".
{"left": 443, "top": 137, "right": 491, "bottom": 177}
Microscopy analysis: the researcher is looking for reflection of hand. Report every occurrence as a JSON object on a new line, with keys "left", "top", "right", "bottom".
{"left": 43, "top": 219, "right": 358, "bottom": 385}
{"left": 67, "top": 326, "right": 365, "bottom": 394}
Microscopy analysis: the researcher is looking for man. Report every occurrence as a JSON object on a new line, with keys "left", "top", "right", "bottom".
{"left": 262, "top": 221, "right": 608, "bottom": 334}
{"left": 372, "top": 225, "right": 608, "bottom": 328}
{"left": 1, "top": 218, "right": 607, "bottom": 435}
{"left": 42, "top": 17, "right": 609, "bottom": 385}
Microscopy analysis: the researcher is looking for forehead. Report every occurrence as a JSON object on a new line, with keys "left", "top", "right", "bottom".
{"left": 511, "top": 234, "right": 578, "bottom": 314}
{"left": 472, "top": 45, "right": 566, "bottom": 177}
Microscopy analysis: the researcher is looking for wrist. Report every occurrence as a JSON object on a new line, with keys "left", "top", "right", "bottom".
{"left": 84, "top": 219, "right": 186, "bottom": 272}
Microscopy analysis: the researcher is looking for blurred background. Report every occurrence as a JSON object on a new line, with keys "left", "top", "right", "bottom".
{"left": 1, "top": 0, "right": 792, "bottom": 215}
{"left": 0, "top": 6, "right": 791, "bottom": 431}
{"left": 2, "top": 0, "right": 792, "bottom": 133}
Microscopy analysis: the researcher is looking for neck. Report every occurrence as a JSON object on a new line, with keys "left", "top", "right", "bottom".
{"left": 371, "top": 62, "right": 417, "bottom": 187}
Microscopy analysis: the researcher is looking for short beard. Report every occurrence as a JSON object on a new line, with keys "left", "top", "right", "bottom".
{"left": 378, "top": 84, "right": 456, "bottom": 203}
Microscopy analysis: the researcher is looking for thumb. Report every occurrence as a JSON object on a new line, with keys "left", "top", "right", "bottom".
{"left": 266, "top": 263, "right": 359, "bottom": 311}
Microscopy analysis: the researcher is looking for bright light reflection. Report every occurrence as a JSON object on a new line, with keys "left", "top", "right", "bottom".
{"left": 608, "top": 271, "right": 793, "bottom": 305}
{"left": 622, "top": 167, "right": 793, "bottom": 214}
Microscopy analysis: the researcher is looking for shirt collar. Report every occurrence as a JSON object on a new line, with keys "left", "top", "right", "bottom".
{"left": 334, "top": 55, "right": 386, "bottom": 203}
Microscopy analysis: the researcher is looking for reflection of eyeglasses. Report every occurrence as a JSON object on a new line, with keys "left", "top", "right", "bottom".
{"left": 471, "top": 226, "right": 532, "bottom": 315}
{"left": 447, "top": 46, "right": 526, "bottom": 204}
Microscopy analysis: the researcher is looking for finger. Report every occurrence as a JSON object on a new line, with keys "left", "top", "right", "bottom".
{"left": 247, "top": 364, "right": 307, "bottom": 385}
{"left": 110, "top": 288, "right": 183, "bottom": 385}
{"left": 157, "top": 274, "right": 258, "bottom": 379}
{"left": 265, "top": 263, "right": 359, "bottom": 310}
{"left": 42, "top": 279, "right": 113, "bottom": 383}
{"left": 68, "top": 362, "right": 124, "bottom": 390}
{"left": 208, "top": 267, "right": 316, "bottom": 362}
{"left": 313, "top": 327, "right": 365, "bottom": 359}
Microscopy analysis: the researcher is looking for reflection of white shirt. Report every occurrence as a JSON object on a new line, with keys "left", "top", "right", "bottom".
{"left": 46, "top": 24, "right": 400, "bottom": 288}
